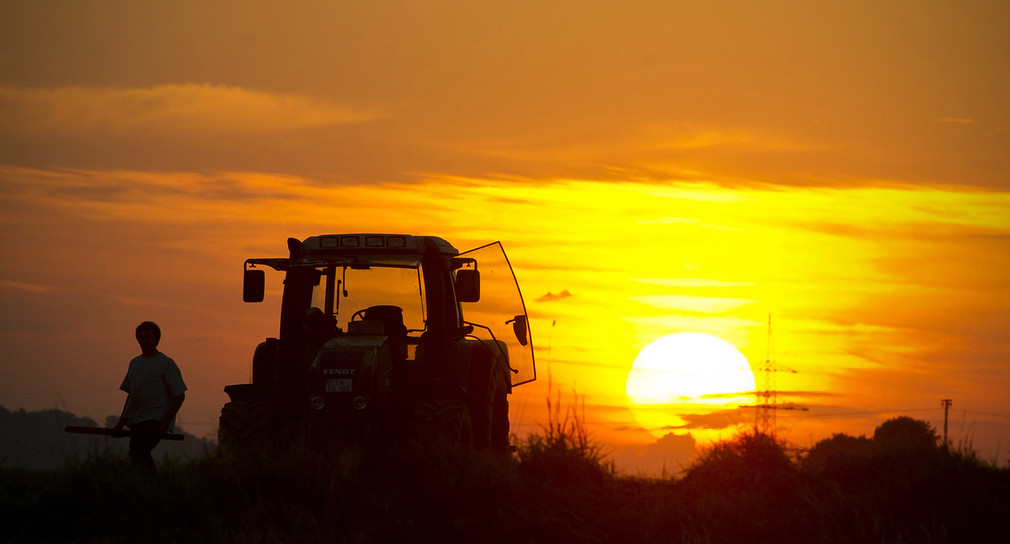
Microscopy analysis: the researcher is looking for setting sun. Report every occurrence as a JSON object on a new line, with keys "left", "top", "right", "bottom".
{"left": 626, "top": 332, "right": 756, "bottom": 436}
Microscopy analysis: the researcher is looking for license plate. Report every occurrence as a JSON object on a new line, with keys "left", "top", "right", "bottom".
{"left": 325, "top": 379, "right": 352, "bottom": 393}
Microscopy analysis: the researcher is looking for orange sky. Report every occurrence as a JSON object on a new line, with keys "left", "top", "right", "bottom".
{"left": 2, "top": 2, "right": 1009, "bottom": 474}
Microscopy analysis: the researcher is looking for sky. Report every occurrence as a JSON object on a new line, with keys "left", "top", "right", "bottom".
{"left": 2, "top": 1, "right": 1009, "bottom": 475}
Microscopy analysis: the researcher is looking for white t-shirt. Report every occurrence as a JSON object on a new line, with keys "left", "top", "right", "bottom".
{"left": 119, "top": 352, "right": 187, "bottom": 429}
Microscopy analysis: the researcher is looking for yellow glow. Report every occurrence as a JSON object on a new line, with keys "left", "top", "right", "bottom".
{"left": 2, "top": 165, "right": 1009, "bottom": 467}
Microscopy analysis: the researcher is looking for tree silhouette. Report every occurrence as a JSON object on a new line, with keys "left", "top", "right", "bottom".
{"left": 676, "top": 432, "right": 807, "bottom": 541}
{"left": 873, "top": 416, "right": 940, "bottom": 455}
{"left": 681, "top": 431, "right": 795, "bottom": 492}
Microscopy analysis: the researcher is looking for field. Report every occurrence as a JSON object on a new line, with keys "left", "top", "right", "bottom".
{"left": 3, "top": 406, "right": 1009, "bottom": 544}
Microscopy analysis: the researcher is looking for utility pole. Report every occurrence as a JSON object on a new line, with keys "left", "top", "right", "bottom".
{"left": 941, "top": 398, "right": 953, "bottom": 450}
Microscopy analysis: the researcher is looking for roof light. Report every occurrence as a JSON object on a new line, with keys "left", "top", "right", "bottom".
{"left": 387, "top": 236, "right": 406, "bottom": 248}
{"left": 340, "top": 236, "right": 360, "bottom": 247}
{"left": 320, "top": 236, "right": 339, "bottom": 249}
{"left": 365, "top": 236, "right": 384, "bottom": 247}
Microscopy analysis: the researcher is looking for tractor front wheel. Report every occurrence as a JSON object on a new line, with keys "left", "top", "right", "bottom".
{"left": 411, "top": 398, "right": 472, "bottom": 449}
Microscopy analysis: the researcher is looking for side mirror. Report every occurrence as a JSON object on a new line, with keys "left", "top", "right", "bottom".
{"left": 508, "top": 314, "right": 528, "bottom": 346}
{"left": 243, "top": 269, "right": 265, "bottom": 303}
{"left": 456, "top": 269, "right": 480, "bottom": 303}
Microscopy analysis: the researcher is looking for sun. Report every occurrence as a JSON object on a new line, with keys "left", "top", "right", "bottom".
{"left": 626, "top": 332, "right": 756, "bottom": 436}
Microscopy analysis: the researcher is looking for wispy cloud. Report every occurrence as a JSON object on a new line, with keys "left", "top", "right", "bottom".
{"left": 0, "top": 279, "right": 59, "bottom": 294}
{"left": 653, "top": 128, "right": 818, "bottom": 153}
{"left": 630, "top": 294, "right": 757, "bottom": 314}
{"left": 536, "top": 289, "right": 573, "bottom": 303}
{"left": 0, "top": 84, "right": 379, "bottom": 136}
{"left": 655, "top": 406, "right": 754, "bottom": 431}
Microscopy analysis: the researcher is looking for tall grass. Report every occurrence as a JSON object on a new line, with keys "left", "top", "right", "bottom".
{"left": 3, "top": 399, "right": 1009, "bottom": 543}
{"left": 516, "top": 376, "right": 615, "bottom": 487}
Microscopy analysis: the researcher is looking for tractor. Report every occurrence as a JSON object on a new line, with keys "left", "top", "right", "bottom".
{"left": 218, "top": 234, "right": 536, "bottom": 453}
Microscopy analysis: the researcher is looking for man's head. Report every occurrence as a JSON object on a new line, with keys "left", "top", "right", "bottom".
{"left": 136, "top": 321, "right": 161, "bottom": 356}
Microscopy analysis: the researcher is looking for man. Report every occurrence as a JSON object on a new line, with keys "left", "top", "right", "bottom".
{"left": 113, "top": 321, "right": 187, "bottom": 470}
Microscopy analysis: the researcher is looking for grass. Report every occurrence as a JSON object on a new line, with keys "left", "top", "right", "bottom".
{"left": 3, "top": 399, "right": 1009, "bottom": 543}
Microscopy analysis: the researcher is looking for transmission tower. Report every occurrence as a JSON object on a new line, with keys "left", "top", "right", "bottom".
{"left": 754, "top": 315, "right": 799, "bottom": 437}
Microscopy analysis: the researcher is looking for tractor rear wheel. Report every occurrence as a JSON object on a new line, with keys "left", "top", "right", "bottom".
{"left": 490, "top": 391, "right": 510, "bottom": 454}
{"left": 218, "top": 399, "right": 275, "bottom": 454}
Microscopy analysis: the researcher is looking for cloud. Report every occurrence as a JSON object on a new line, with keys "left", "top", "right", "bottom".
{"left": 536, "top": 289, "right": 573, "bottom": 303}
{"left": 663, "top": 407, "right": 754, "bottom": 431}
{"left": 610, "top": 432, "right": 699, "bottom": 477}
{"left": 111, "top": 295, "right": 191, "bottom": 310}
{"left": 655, "top": 129, "right": 815, "bottom": 153}
{"left": 0, "top": 279, "right": 59, "bottom": 294}
{"left": 0, "top": 84, "right": 378, "bottom": 136}
{"left": 630, "top": 294, "right": 756, "bottom": 314}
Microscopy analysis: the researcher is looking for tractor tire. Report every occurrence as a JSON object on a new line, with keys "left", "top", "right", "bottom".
{"left": 473, "top": 380, "right": 510, "bottom": 453}
{"left": 411, "top": 398, "right": 473, "bottom": 449}
{"left": 471, "top": 388, "right": 493, "bottom": 451}
{"left": 490, "top": 392, "right": 510, "bottom": 454}
{"left": 218, "top": 399, "right": 275, "bottom": 455}
{"left": 467, "top": 339, "right": 508, "bottom": 451}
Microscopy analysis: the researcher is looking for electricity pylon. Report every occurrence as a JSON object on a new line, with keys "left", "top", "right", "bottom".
{"left": 754, "top": 315, "right": 800, "bottom": 437}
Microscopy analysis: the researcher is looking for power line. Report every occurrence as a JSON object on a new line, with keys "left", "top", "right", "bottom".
{"left": 961, "top": 409, "right": 1010, "bottom": 420}
{"left": 801, "top": 407, "right": 938, "bottom": 418}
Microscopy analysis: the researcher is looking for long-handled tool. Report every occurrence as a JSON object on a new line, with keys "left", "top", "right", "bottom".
{"left": 64, "top": 426, "right": 185, "bottom": 441}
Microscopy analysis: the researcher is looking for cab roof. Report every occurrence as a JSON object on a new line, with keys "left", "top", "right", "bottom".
{"left": 247, "top": 234, "right": 460, "bottom": 271}
{"left": 301, "top": 234, "right": 458, "bottom": 256}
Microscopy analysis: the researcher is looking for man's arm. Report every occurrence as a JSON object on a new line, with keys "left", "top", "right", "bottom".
{"left": 159, "top": 392, "right": 185, "bottom": 431}
{"left": 112, "top": 394, "right": 130, "bottom": 437}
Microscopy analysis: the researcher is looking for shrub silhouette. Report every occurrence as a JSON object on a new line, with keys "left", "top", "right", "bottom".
{"left": 802, "top": 432, "right": 875, "bottom": 477}
{"left": 677, "top": 432, "right": 805, "bottom": 541}
{"left": 872, "top": 415, "right": 940, "bottom": 454}
{"left": 804, "top": 417, "right": 944, "bottom": 487}
{"left": 805, "top": 417, "right": 941, "bottom": 477}
{"left": 680, "top": 431, "right": 796, "bottom": 492}
{"left": 799, "top": 417, "right": 1010, "bottom": 541}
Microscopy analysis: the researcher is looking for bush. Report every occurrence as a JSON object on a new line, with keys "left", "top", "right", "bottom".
{"left": 680, "top": 431, "right": 797, "bottom": 493}
{"left": 873, "top": 415, "right": 941, "bottom": 454}
{"left": 677, "top": 432, "right": 806, "bottom": 542}
{"left": 802, "top": 432, "right": 875, "bottom": 477}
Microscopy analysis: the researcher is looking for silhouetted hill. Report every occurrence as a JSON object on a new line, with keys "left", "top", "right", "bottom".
{"left": 0, "top": 405, "right": 215, "bottom": 470}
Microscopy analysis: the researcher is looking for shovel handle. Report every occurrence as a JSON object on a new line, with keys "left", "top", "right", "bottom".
{"left": 63, "top": 425, "right": 185, "bottom": 441}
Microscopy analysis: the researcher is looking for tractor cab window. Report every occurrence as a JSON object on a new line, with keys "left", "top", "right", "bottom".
{"left": 310, "top": 265, "right": 426, "bottom": 336}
